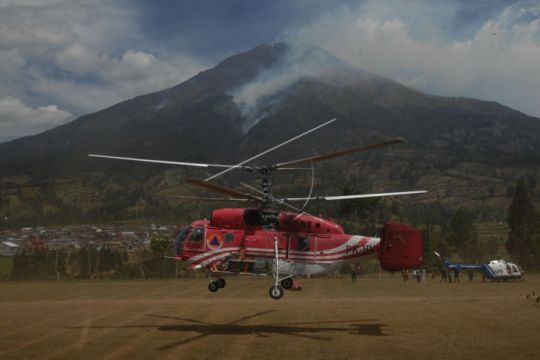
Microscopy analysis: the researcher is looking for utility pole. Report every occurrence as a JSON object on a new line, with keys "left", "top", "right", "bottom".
{"left": 88, "top": 244, "right": 92, "bottom": 280}
{"left": 55, "top": 247, "right": 60, "bottom": 282}
{"left": 95, "top": 246, "right": 100, "bottom": 279}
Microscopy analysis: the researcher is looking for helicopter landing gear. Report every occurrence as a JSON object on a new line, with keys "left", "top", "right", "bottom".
{"left": 269, "top": 285, "right": 284, "bottom": 299}
{"left": 207, "top": 272, "right": 226, "bottom": 293}
{"left": 208, "top": 281, "right": 219, "bottom": 292}
{"left": 216, "top": 278, "right": 226, "bottom": 289}
{"left": 269, "top": 235, "right": 291, "bottom": 300}
{"left": 281, "top": 277, "right": 293, "bottom": 290}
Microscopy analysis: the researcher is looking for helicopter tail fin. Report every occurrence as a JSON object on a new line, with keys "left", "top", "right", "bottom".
{"left": 379, "top": 222, "right": 423, "bottom": 271}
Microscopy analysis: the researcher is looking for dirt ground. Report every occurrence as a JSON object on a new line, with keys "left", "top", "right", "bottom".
{"left": 0, "top": 274, "right": 539, "bottom": 360}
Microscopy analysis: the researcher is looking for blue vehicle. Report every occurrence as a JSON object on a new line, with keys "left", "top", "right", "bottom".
{"left": 436, "top": 252, "right": 524, "bottom": 281}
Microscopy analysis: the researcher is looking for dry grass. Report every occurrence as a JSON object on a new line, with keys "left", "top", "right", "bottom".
{"left": 0, "top": 274, "right": 539, "bottom": 360}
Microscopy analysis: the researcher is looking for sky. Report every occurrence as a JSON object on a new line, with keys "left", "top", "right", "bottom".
{"left": 0, "top": 0, "right": 539, "bottom": 142}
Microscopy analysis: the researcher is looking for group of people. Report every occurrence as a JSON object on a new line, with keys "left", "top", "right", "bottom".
{"left": 439, "top": 267, "right": 459, "bottom": 282}
{"left": 349, "top": 265, "right": 478, "bottom": 283}
{"left": 440, "top": 267, "right": 475, "bottom": 282}
{"left": 399, "top": 267, "right": 476, "bottom": 283}
{"left": 400, "top": 268, "right": 427, "bottom": 282}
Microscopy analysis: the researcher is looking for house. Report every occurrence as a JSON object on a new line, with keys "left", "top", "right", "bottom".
{"left": 0, "top": 241, "right": 20, "bottom": 256}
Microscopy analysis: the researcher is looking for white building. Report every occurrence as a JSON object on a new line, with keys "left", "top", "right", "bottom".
{"left": 0, "top": 241, "right": 20, "bottom": 256}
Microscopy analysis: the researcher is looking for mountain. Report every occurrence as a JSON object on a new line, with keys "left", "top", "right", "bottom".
{"left": 1, "top": 43, "right": 539, "bottom": 225}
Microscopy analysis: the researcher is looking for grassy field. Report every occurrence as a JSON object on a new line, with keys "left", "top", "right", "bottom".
{"left": 0, "top": 257, "right": 13, "bottom": 280}
{"left": 0, "top": 274, "right": 539, "bottom": 360}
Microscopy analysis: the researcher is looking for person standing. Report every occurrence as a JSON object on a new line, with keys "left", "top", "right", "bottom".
{"left": 402, "top": 269, "right": 409, "bottom": 281}
{"left": 453, "top": 268, "right": 460, "bottom": 283}
{"left": 440, "top": 267, "right": 448, "bottom": 282}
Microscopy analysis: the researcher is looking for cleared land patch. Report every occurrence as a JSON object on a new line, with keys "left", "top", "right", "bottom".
{"left": 0, "top": 275, "right": 539, "bottom": 360}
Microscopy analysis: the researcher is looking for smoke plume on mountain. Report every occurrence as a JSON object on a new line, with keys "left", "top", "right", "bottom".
{"left": 230, "top": 43, "right": 359, "bottom": 132}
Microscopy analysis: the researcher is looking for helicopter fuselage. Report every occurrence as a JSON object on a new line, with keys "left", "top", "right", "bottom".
{"left": 175, "top": 208, "right": 423, "bottom": 277}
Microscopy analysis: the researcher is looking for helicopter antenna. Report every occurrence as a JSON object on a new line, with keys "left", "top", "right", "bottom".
{"left": 205, "top": 118, "right": 336, "bottom": 182}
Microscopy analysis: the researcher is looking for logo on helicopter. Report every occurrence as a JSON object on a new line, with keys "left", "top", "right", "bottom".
{"left": 207, "top": 233, "right": 224, "bottom": 250}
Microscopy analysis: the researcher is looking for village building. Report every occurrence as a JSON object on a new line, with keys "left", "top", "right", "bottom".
{"left": 0, "top": 241, "right": 20, "bottom": 256}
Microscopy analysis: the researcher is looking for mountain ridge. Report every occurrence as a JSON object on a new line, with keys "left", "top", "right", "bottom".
{"left": 0, "top": 42, "right": 539, "bottom": 225}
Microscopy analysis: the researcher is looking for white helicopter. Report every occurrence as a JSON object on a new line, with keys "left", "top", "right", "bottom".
{"left": 435, "top": 252, "right": 524, "bottom": 281}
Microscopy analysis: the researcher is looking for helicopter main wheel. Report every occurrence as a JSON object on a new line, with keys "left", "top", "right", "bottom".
{"left": 216, "top": 278, "right": 226, "bottom": 289}
{"left": 281, "top": 278, "right": 293, "bottom": 290}
{"left": 208, "top": 281, "right": 219, "bottom": 293}
{"left": 269, "top": 285, "right": 284, "bottom": 300}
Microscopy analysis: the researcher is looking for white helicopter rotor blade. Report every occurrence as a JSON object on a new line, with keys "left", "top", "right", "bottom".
{"left": 168, "top": 195, "right": 251, "bottom": 202}
{"left": 283, "top": 190, "right": 427, "bottom": 202}
{"left": 88, "top": 154, "right": 239, "bottom": 169}
{"left": 204, "top": 117, "right": 337, "bottom": 181}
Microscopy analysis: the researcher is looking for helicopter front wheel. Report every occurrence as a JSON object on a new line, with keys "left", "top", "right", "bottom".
{"left": 208, "top": 281, "right": 219, "bottom": 292}
{"left": 269, "top": 285, "right": 284, "bottom": 300}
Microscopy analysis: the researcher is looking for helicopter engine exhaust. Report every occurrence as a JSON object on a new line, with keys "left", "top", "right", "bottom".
{"left": 379, "top": 222, "right": 423, "bottom": 271}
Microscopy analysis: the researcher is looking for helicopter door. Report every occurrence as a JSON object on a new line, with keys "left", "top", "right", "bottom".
{"left": 288, "top": 234, "right": 315, "bottom": 261}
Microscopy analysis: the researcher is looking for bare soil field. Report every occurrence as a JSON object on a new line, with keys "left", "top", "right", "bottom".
{"left": 0, "top": 274, "right": 539, "bottom": 360}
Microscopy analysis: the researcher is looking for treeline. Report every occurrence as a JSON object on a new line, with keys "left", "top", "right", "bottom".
{"left": 330, "top": 177, "right": 540, "bottom": 271}
{"left": 419, "top": 178, "right": 539, "bottom": 270}
{"left": 506, "top": 178, "right": 540, "bottom": 269}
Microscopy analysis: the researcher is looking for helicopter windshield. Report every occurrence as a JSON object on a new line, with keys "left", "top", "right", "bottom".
{"left": 175, "top": 226, "right": 191, "bottom": 256}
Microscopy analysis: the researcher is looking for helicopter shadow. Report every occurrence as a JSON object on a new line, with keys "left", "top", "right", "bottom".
{"left": 68, "top": 309, "right": 387, "bottom": 350}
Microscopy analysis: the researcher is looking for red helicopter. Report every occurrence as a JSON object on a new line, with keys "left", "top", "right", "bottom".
{"left": 90, "top": 118, "right": 426, "bottom": 299}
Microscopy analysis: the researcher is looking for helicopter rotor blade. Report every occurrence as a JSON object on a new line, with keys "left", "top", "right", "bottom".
{"left": 282, "top": 190, "right": 427, "bottom": 202}
{"left": 204, "top": 117, "right": 337, "bottom": 181}
{"left": 88, "top": 154, "right": 247, "bottom": 169}
{"left": 167, "top": 195, "right": 250, "bottom": 202}
{"left": 187, "top": 178, "right": 261, "bottom": 202}
{"left": 273, "top": 138, "right": 406, "bottom": 168}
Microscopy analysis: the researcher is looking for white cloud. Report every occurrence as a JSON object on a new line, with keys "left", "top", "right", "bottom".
{"left": 107, "top": 50, "right": 157, "bottom": 81}
{"left": 0, "top": 96, "right": 73, "bottom": 141}
{"left": 54, "top": 43, "right": 106, "bottom": 74}
{"left": 30, "top": 51, "right": 205, "bottom": 112}
{"left": 0, "top": 1, "right": 208, "bottom": 141}
{"left": 287, "top": 1, "right": 540, "bottom": 117}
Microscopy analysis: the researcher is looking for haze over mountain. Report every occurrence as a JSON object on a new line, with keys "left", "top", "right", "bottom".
{"left": 1, "top": 43, "right": 539, "bottom": 224}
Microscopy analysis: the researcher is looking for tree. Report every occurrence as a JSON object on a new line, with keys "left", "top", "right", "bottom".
{"left": 339, "top": 184, "right": 380, "bottom": 220}
{"left": 150, "top": 234, "right": 171, "bottom": 277}
{"left": 506, "top": 178, "right": 539, "bottom": 269}
{"left": 446, "top": 207, "right": 479, "bottom": 261}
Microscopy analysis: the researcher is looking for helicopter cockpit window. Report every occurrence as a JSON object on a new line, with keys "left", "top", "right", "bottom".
{"left": 175, "top": 226, "right": 191, "bottom": 254}
{"left": 298, "top": 236, "right": 310, "bottom": 251}
{"left": 176, "top": 227, "right": 191, "bottom": 243}
{"left": 191, "top": 226, "right": 204, "bottom": 242}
